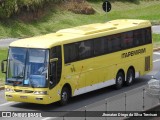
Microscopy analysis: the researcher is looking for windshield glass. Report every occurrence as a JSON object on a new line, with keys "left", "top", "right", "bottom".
{"left": 7, "top": 48, "right": 26, "bottom": 85}
{"left": 7, "top": 47, "right": 49, "bottom": 88}
{"left": 25, "top": 49, "right": 49, "bottom": 87}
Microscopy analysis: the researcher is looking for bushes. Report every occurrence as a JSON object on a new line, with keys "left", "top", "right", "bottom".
{"left": 66, "top": 0, "right": 95, "bottom": 15}
{"left": 0, "top": 0, "right": 18, "bottom": 18}
{"left": 87, "top": 0, "right": 139, "bottom": 2}
{"left": 0, "top": 0, "right": 140, "bottom": 18}
{"left": 0, "top": 0, "right": 62, "bottom": 18}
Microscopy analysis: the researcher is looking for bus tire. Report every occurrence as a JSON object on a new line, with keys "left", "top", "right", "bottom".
{"left": 115, "top": 72, "right": 124, "bottom": 89}
{"left": 60, "top": 87, "right": 70, "bottom": 105}
{"left": 126, "top": 68, "right": 135, "bottom": 86}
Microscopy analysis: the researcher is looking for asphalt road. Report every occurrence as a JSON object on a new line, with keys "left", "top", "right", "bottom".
{"left": 0, "top": 51, "right": 160, "bottom": 120}
{"left": 152, "top": 25, "right": 160, "bottom": 34}
{"left": 0, "top": 38, "right": 18, "bottom": 48}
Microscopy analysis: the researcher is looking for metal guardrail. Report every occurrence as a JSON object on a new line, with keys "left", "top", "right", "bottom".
{"left": 53, "top": 84, "right": 160, "bottom": 120}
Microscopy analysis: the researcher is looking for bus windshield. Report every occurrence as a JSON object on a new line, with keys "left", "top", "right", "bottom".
{"left": 7, "top": 47, "right": 49, "bottom": 88}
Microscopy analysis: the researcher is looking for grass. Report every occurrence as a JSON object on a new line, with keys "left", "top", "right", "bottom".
{"left": 0, "top": 48, "right": 8, "bottom": 85}
{"left": 153, "top": 34, "right": 160, "bottom": 48}
{"left": 0, "top": 1, "right": 160, "bottom": 38}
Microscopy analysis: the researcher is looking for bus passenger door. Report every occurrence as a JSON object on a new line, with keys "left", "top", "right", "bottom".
{"left": 49, "top": 46, "right": 62, "bottom": 89}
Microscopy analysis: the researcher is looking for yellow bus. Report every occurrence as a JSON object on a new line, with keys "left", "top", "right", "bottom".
{"left": 1, "top": 19, "right": 152, "bottom": 105}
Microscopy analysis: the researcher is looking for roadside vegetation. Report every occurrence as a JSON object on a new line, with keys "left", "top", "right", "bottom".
{"left": 0, "top": 48, "right": 7, "bottom": 85}
{"left": 0, "top": 0, "right": 160, "bottom": 38}
{"left": 153, "top": 34, "right": 160, "bottom": 48}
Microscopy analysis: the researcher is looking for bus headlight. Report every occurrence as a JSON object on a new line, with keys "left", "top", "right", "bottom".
{"left": 33, "top": 91, "right": 47, "bottom": 95}
{"left": 5, "top": 88, "right": 15, "bottom": 92}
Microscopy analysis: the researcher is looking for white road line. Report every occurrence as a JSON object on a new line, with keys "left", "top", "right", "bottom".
{"left": 42, "top": 117, "right": 57, "bottom": 120}
{"left": 153, "top": 59, "right": 160, "bottom": 63}
{"left": 0, "top": 102, "right": 14, "bottom": 107}
{"left": 154, "top": 52, "right": 160, "bottom": 55}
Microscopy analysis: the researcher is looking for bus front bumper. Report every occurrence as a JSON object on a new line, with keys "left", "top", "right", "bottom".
{"left": 5, "top": 92, "right": 52, "bottom": 104}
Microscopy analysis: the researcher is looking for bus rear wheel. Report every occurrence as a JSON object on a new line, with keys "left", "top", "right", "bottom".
{"left": 115, "top": 72, "right": 124, "bottom": 89}
{"left": 126, "top": 68, "right": 135, "bottom": 86}
{"left": 60, "top": 87, "right": 70, "bottom": 105}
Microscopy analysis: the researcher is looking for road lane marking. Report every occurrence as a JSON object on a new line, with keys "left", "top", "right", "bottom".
{"left": 0, "top": 102, "right": 14, "bottom": 107}
{"left": 154, "top": 52, "right": 160, "bottom": 55}
{"left": 42, "top": 117, "right": 57, "bottom": 120}
{"left": 153, "top": 59, "right": 160, "bottom": 63}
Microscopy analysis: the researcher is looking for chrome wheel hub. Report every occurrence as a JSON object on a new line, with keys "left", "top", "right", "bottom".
{"left": 118, "top": 76, "right": 123, "bottom": 85}
{"left": 62, "top": 91, "right": 67, "bottom": 101}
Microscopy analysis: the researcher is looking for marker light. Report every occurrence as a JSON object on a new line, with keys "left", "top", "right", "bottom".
{"left": 33, "top": 91, "right": 47, "bottom": 95}
{"left": 5, "top": 88, "right": 15, "bottom": 92}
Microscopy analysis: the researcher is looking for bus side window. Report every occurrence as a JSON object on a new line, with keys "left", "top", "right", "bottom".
{"left": 133, "top": 29, "right": 140, "bottom": 46}
{"left": 141, "top": 29, "right": 146, "bottom": 45}
{"left": 145, "top": 27, "right": 152, "bottom": 44}
{"left": 122, "top": 31, "right": 133, "bottom": 49}
{"left": 107, "top": 34, "right": 121, "bottom": 52}
{"left": 64, "top": 43, "right": 78, "bottom": 63}
{"left": 134, "top": 29, "right": 145, "bottom": 46}
{"left": 108, "top": 36, "right": 112, "bottom": 52}
{"left": 112, "top": 34, "right": 121, "bottom": 51}
{"left": 94, "top": 37, "right": 107, "bottom": 56}
{"left": 78, "top": 40, "right": 93, "bottom": 60}
{"left": 50, "top": 46, "right": 62, "bottom": 88}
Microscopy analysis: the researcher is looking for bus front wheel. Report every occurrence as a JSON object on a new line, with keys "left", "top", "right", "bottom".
{"left": 115, "top": 72, "right": 124, "bottom": 89}
{"left": 60, "top": 87, "right": 70, "bottom": 105}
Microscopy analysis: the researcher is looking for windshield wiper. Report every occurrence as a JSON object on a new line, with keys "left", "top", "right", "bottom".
{"left": 13, "top": 81, "right": 22, "bottom": 86}
{"left": 10, "top": 76, "right": 24, "bottom": 86}
{"left": 12, "top": 76, "right": 24, "bottom": 79}
{"left": 11, "top": 79, "right": 23, "bottom": 86}
{"left": 29, "top": 79, "right": 35, "bottom": 88}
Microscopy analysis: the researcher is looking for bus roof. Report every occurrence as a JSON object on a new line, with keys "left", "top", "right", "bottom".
{"left": 10, "top": 19, "right": 151, "bottom": 48}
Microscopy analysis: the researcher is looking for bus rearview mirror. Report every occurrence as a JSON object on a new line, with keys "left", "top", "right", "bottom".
{"left": 1, "top": 60, "right": 7, "bottom": 73}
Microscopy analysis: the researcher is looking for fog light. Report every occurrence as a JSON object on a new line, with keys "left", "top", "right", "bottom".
{"left": 36, "top": 98, "right": 43, "bottom": 100}
{"left": 5, "top": 88, "right": 14, "bottom": 92}
{"left": 6, "top": 95, "right": 13, "bottom": 98}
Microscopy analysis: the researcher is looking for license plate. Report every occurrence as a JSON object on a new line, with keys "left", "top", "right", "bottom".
{"left": 20, "top": 96, "right": 27, "bottom": 99}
